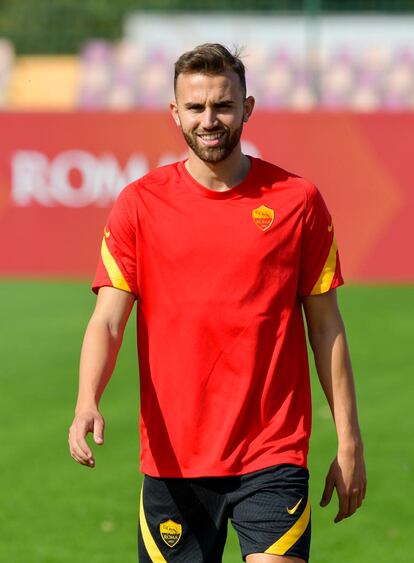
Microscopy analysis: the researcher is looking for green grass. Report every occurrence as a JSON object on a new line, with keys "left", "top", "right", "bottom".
{"left": 0, "top": 281, "right": 413, "bottom": 562}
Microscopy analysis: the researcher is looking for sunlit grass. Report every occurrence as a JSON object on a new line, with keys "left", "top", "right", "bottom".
{"left": 0, "top": 281, "right": 412, "bottom": 562}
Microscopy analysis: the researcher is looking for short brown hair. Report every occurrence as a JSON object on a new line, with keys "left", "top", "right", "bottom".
{"left": 174, "top": 43, "right": 246, "bottom": 98}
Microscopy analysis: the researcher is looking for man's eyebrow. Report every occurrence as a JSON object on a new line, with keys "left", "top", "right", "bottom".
{"left": 214, "top": 100, "right": 235, "bottom": 106}
{"left": 184, "top": 102, "right": 205, "bottom": 109}
{"left": 183, "top": 100, "right": 235, "bottom": 109}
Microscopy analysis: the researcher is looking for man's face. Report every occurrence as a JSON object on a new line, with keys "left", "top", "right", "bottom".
{"left": 171, "top": 70, "right": 254, "bottom": 163}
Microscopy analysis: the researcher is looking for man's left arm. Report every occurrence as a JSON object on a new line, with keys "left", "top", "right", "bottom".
{"left": 302, "top": 289, "right": 367, "bottom": 523}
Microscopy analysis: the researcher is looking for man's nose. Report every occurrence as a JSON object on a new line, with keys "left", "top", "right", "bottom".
{"left": 201, "top": 108, "right": 218, "bottom": 129}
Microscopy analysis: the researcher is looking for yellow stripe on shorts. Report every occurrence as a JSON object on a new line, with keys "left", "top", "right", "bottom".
{"left": 265, "top": 496, "right": 311, "bottom": 556}
{"left": 139, "top": 487, "right": 167, "bottom": 562}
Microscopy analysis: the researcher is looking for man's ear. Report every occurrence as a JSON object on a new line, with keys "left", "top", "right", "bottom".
{"left": 170, "top": 102, "right": 181, "bottom": 127}
{"left": 243, "top": 95, "right": 255, "bottom": 122}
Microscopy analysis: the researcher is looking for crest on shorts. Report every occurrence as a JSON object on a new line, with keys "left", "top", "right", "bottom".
{"left": 252, "top": 205, "right": 275, "bottom": 231}
{"left": 160, "top": 519, "right": 182, "bottom": 548}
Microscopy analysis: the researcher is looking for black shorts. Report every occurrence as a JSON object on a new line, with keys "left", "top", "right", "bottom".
{"left": 138, "top": 464, "right": 311, "bottom": 562}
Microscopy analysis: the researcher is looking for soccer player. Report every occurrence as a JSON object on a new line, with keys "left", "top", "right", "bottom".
{"left": 68, "top": 43, "right": 366, "bottom": 562}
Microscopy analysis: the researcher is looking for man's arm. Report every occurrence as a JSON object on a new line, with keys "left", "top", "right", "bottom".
{"left": 68, "top": 286, "right": 135, "bottom": 468}
{"left": 302, "top": 289, "right": 367, "bottom": 523}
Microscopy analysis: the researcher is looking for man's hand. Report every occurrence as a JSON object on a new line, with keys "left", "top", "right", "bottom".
{"left": 68, "top": 409, "right": 105, "bottom": 468}
{"left": 320, "top": 445, "right": 367, "bottom": 523}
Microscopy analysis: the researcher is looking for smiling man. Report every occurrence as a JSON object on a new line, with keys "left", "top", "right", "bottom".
{"left": 69, "top": 44, "right": 366, "bottom": 563}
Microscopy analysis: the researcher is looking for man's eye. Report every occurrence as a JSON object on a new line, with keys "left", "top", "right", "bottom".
{"left": 217, "top": 106, "right": 234, "bottom": 113}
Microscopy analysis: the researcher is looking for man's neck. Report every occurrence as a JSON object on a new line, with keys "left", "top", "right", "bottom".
{"left": 185, "top": 149, "right": 251, "bottom": 192}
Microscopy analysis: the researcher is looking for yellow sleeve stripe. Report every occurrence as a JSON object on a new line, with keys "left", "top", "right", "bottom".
{"left": 139, "top": 487, "right": 167, "bottom": 562}
{"left": 310, "top": 237, "right": 337, "bottom": 295}
{"left": 101, "top": 237, "right": 132, "bottom": 293}
{"left": 265, "top": 496, "right": 311, "bottom": 556}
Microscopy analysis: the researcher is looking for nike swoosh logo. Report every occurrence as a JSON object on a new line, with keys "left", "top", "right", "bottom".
{"left": 328, "top": 224, "right": 333, "bottom": 232}
{"left": 104, "top": 228, "right": 111, "bottom": 239}
{"left": 287, "top": 497, "right": 303, "bottom": 515}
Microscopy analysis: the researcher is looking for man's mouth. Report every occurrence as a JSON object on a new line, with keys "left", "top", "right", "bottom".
{"left": 197, "top": 131, "right": 226, "bottom": 147}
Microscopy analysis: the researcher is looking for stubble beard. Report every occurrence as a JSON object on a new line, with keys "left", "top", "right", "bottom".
{"left": 182, "top": 120, "right": 244, "bottom": 163}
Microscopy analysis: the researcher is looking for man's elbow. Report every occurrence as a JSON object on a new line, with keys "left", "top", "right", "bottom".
{"left": 307, "top": 316, "right": 345, "bottom": 352}
{"left": 87, "top": 314, "right": 125, "bottom": 345}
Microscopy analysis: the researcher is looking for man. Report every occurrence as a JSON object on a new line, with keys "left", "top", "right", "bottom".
{"left": 69, "top": 43, "right": 366, "bottom": 562}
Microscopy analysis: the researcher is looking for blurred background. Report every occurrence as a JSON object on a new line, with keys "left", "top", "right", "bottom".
{"left": 0, "top": 1, "right": 413, "bottom": 562}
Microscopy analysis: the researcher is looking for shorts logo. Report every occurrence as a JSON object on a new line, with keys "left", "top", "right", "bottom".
{"left": 287, "top": 497, "right": 303, "bottom": 515}
{"left": 252, "top": 205, "right": 275, "bottom": 231}
{"left": 160, "top": 519, "right": 182, "bottom": 548}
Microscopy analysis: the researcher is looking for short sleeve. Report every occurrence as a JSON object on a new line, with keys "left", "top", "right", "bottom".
{"left": 92, "top": 184, "right": 138, "bottom": 297}
{"left": 298, "top": 183, "right": 344, "bottom": 297}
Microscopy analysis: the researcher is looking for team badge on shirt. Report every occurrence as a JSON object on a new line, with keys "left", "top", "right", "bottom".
{"left": 160, "top": 519, "right": 182, "bottom": 547}
{"left": 252, "top": 205, "right": 275, "bottom": 231}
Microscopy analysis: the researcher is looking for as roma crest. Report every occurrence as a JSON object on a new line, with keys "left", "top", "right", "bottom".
{"left": 252, "top": 205, "right": 275, "bottom": 231}
{"left": 160, "top": 519, "right": 182, "bottom": 548}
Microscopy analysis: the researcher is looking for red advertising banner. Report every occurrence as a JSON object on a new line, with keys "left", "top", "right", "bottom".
{"left": 0, "top": 111, "right": 412, "bottom": 282}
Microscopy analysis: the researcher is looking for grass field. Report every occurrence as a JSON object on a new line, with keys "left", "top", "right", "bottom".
{"left": 1, "top": 281, "right": 413, "bottom": 562}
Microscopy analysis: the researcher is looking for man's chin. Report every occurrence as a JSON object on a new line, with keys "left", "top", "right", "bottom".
{"left": 198, "top": 150, "right": 228, "bottom": 163}
{"left": 193, "top": 142, "right": 233, "bottom": 163}
{"left": 183, "top": 131, "right": 241, "bottom": 164}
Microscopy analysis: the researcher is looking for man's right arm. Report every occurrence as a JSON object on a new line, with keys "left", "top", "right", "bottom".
{"left": 68, "top": 286, "right": 135, "bottom": 468}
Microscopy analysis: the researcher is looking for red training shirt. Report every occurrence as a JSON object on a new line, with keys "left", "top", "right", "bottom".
{"left": 92, "top": 157, "right": 343, "bottom": 478}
